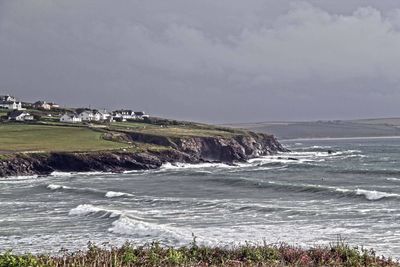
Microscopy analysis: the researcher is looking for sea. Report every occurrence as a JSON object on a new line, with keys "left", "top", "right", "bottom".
{"left": 1, "top": 137, "right": 400, "bottom": 257}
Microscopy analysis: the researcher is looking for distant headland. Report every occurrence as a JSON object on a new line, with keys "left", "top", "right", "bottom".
{"left": 0, "top": 93, "right": 286, "bottom": 177}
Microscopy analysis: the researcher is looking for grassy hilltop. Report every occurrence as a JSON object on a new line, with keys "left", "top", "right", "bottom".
{"left": 0, "top": 117, "right": 247, "bottom": 154}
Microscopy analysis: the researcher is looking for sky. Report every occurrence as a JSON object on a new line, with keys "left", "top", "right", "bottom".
{"left": 1, "top": 0, "right": 400, "bottom": 123}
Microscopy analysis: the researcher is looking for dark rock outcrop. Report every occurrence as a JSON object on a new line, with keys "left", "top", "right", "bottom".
{"left": 0, "top": 132, "right": 287, "bottom": 177}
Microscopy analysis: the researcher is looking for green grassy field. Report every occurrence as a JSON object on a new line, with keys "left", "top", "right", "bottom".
{"left": 0, "top": 124, "right": 127, "bottom": 152}
{"left": 0, "top": 118, "right": 250, "bottom": 154}
{"left": 109, "top": 121, "right": 245, "bottom": 138}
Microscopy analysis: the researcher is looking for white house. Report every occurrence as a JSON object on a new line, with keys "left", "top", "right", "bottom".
{"left": 0, "top": 95, "right": 24, "bottom": 110}
{"left": 113, "top": 110, "right": 135, "bottom": 120}
{"left": 60, "top": 113, "right": 82, "bottom": 123}
{"left": 48, "top": 102, "right": 60, "bottom": 108}
{"left": 33, "top": 101, "right": 51, "bottom": 110}
{"left": 0, "top": 95, "right": 17, "bottom": 102}
{"left": 98, "top": 110, "right": 111, "bottom": 121}
{"left": 8, "top": 110, "right": 34, "bottom": 121}
{"left": 92, "top": 111, "right": 102, "bottom": 121}
{"left": 134, "top": 111, "right": 149, "bottom": 119}
{"left": 78, "top": 110, "right": 94, "bottom": 121}
{"left": 0, "top": 100, "right": 23, "bottom": 110}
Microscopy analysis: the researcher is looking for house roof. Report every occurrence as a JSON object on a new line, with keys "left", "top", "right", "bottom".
{"left": 8, "top": 110, "right": 27, "bottom": 117}
{"left": 114, "top": 109, "right": 133, "bottom": 114}
{"left": 78, "top": 110, "right": 93, "bottom": 115}
{"left": 62, "top": 113, "right": 79, "bottom": 118}
{"left": 134, "top": 111, "right": 146, "bottom": 116}
{"left": 0, "top": 100, "right": 15, "bottom": 105}
{"left": 33, "top": 101, "right": 48, "bottom": 105}
{"left": 0, "top": 95, "right": 16, "bottom": 101}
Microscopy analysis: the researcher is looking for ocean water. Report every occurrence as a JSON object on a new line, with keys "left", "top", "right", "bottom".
{"left": 1, "top": 138, "right": 400, "bottom": 257}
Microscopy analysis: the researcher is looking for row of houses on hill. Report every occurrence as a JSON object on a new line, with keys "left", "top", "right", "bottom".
{"left": 0, "top": 95, "right": 23, "bottom": 110}
{"left": 0, "top": 95, "right": 60, "bottom": 111}
{"left": 60, "top": 109, "right": 149, "bottom": 123}
{"left": 1, "top": 93, "right": 150, "bottom": 123}
{"left": 32, "top": 101, "right": 59, "bottom": 110}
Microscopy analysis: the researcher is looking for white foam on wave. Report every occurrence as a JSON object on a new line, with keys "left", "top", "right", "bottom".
{"left": 386, "top": 177, "right": 400, "bottom": 182}
{"left": 109, "top": 216, "right": 189, "bottom": 244}
{"left": 334, "top": 187, "right": 398, "bottom": 201}
{"left": 68, "top": 204, "right": 120, "bottom": 218}
{"left": 47, "top": 184, "right": 71, "bottom": 190}
{"left": 0, "top": 175, "right": 39, "bottom": 182}
{"left": 265, "top": 181, "right": 398, "bottom": 201}
{"left": 161, "top": 162, "right": 237, "bottom": 170}
{"left": 248, "top": 148, "right": 365, "bottom": 165}
{"left": 50, "top": 171, "right": 73, "bottom": 177}
{"left": 47, "top": 184, "right": 135, "bottom": 199}
{"left": 105, "top": 191, "right": 134, "bottom": 198}
{"left": 68, "top": 204, "right": 190, "bottom": 244}
{"left": 307, "top": 145, "right": 333, "bottom": 149}
{"left": 0, "top": 175, "right": 41, "bottom": 185}
{"left": 123, "top": 170, "right": 143, "bottom": 174}
{"left": 51, "top": 171, "right": 115, "bottom": 177}
{"left": 355, "top": 189, "right": 399, "bottom": 201}
{"left": 248, "top": 155, "right": 319, "bottom": 164}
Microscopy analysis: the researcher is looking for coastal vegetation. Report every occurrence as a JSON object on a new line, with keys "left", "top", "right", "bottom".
{"left": 0, "top": 241, "right": 398, "bottom": 267}
{"left": 0, "top": 119, "right": 248, "bottom": 154}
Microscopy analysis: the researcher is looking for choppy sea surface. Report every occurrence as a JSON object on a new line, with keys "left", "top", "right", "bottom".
{"left": 1, "top": 138, "right": 400, "bottom": 256}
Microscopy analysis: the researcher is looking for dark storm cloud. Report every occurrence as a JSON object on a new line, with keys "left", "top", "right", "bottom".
{"left": 1, "top": 0, "right": 400, "bottom": 123}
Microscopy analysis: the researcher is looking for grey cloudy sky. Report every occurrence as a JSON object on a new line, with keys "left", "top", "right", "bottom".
{"left": 1, "top": 0, "right": 400, "bottom": 123}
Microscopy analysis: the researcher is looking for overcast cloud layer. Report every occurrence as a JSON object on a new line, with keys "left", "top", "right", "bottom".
{"left": 1, "top": 0, "right": 400, "bottom": 123}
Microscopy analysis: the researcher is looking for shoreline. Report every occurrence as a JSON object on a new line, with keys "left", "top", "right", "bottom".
{"left": 0, "top": 132, "right": 287, "bottom": 178}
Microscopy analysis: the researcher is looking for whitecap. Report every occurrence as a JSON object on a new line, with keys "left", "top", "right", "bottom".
{"left": 355, "top": 189, "right": 399, "bottom": 201}
{"left": 46, "top": 184, "right": 73, "bottom": 190}
{"left": 386, "top": 177, "right": 400, "bottom": 182}
{"left": 105, "top": 191, "right": 134, "bottom": 198}
{"left": 109, "top": 216, "right": 190, "bottom": 244}
{"left": 160, "top": 162, "right": 237, "bottom": 170}
{"left": 50, "top": 171, "right": 73, "bottom": 177}
{"left": 47, "top": 184, "right": 63, "bottom": 190}
{"left": 68, "top": 204, "right": 120, "bottom": 218}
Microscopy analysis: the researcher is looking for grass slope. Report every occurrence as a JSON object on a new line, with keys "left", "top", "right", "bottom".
{"left": 108, "top": 121, "right": 247, "bottom": 138}
{"left": 0, "top": 119, "right": 247, "bottom": 154}
{"left": 0, "top": 124, "right": 127, "bottom": 152}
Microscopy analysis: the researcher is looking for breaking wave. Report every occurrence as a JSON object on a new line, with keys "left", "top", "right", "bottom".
{"left": 47, "top": 184, "right": 134, "bottom": 199}
{"left": 207, "top": 176, "right": 399, "bottom": 201}
{"left": 354, "top": 189, "right": 399, "bottom": 201}
{"left": 386, "top": 177, "right": 400, "bottom": 182}
{"left": 50, "top": 171, "right": 115, "bottom": 177}
{"left": 265, "top": 182, "right": 400, "bottom": 201}
{"left": 68, "top": 204, "right": 190, "bottom": 244}
{"left": 160, "top": 162, "right": 238, "bottom": 170}
{"left": 105, "top": 191, "right": 134, "bottom": 198}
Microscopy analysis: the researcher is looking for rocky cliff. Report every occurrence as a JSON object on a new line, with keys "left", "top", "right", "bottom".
{"left": 0, "top": 132, "right": 286, "bottom": 177}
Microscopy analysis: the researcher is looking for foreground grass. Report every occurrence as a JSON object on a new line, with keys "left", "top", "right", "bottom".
{"left": 0, "top": 124, "right": 127, "bottom": 152}
{"left": 1, "top": 241, "right": 398, "bottom": 267}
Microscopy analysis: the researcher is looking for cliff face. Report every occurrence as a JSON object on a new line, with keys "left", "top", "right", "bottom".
{"left": 174, "top": 133, "right": 285, "bottom": 162}
{"left": 0, "top": 132, "right": 286, "bottom": 177}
